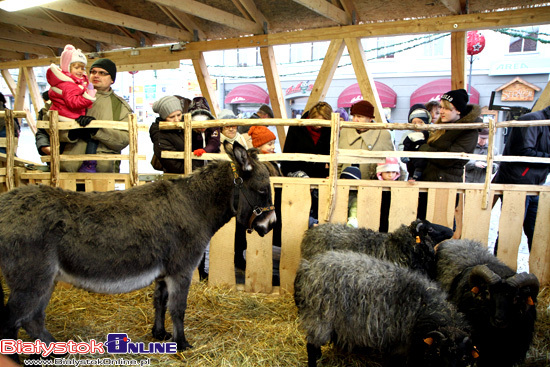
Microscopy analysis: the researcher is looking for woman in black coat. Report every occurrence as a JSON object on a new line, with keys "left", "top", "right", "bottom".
{"left": 280, "top": 101, "right": 332, "bottom": 178}
{"left": 418, "top": 89, "right": 481, "bottom": 182}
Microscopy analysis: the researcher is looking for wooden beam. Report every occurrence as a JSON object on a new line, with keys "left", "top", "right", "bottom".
{"left": 440, "top": 0, "right": 463, "bottom": 14}
{"left": 148, "top": 0, "right": 263, "bottom": 34}
{"left": 304, "top": 38, "right": 345, "bottom": 113}
{"left": 192, "top": 52, "right": 219, "bottom": 117}
{"left": 157, "top": 5, "right": 203, "bottom": 40}
{"left": 233, "top": 0, "right": 268, "bottom": 28}
{"left": 1, "top": 70, "right": 16, "bottom": 94}
{"left": 14, "top": 67, "right": 27, "bottom": 111}
{"left": 41, "top": 1, "right": 190, "bottom": 42}
{"left": 0, "top": 9, "right": 139, "bottom": 48}
{"left": 0, "top": 7, "right": 549, "bottom": 69}
{"left": 450, "top": 31, "right": 466, "bottom": 90}
{"left": 22, "top": 67, "right": 43, "bottom": 120}
{"left": 0, "top": 39, "right": 55, "bottom": 57}
{"left": 344, "top": 37, "right": 386, "bottom": 123}
{"left": 39, "top": 8, "right": 98, "bottom": 52}
{"left": 338, "top": 0, "right": 360, "bottom": 23}
{"left": 0, "top": 50, "right": 25, "bottom": 61}
{"left": 260, "top": 46, "right": 287, "bottom": 148}
{"left": 532, "top": 80, "right": 550, "bottom": 112}
{"left": 0, "top": 24, "right": 94, "bottom": 52}
{"left": 85, "top": 0, "right": 153, "bottom": 46}
{"left": 292, "top": 0, "right": 351, "bottom": 25}
{"left": 267, "top": 6, "right": 550, "bottom": 46}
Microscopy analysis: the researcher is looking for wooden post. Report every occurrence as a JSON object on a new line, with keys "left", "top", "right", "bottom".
{"left": 49, "top": 110, "right": 60, "bottom": 188}
{"left": 481, "top": 117, "right": 496, "bottom": 209}
{"left": 4, "top": 109, "right": 14, "bottom": 191}
{"left": 450, "top": 32, "right": 467, "bottom": 90}
{"left": 128, "top": 113, "right": 138, "bottom": 187}
{"left": 324, "top": 112, "right": 341, "bottom": 222}
{"left": 184, "top": 112, "right": 192, "bottom": 175}
{"left": 260, "top": 46, "right": 287, "bottom": 148}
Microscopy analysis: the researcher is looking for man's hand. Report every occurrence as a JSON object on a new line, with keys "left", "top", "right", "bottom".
{"left": 76, "top": 115, "right": 96, "bottom": 127}
{"left": 193, "top": 148, "right": 206, "bottom": 157}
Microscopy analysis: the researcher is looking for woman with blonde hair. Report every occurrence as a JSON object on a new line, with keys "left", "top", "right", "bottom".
{"left": 281, "top": 101, "right": 332, "bottom": 178}
{"left": 418, "top": 89, "right": 481, "bottom": 182}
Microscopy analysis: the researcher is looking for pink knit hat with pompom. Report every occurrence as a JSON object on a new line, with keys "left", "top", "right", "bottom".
{"left": 376, "top": 157, "right": 401, "bottom": 180}
{"left": 60, "top": 44, "right": 87, "bottom": 73}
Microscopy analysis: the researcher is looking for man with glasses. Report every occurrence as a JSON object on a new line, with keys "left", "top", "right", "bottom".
{"left": 36, "top": 58, "right": 132, "bottom": 173}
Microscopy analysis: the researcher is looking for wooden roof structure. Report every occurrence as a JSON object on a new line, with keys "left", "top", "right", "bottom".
{"left": 1, "top": 0, "right": 550, "bottom": 135}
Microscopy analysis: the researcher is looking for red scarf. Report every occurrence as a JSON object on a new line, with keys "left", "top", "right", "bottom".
{"left": 307, "top": 126, "right": 321, "bottom": 145}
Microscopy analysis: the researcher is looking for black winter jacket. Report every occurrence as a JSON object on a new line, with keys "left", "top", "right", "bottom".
{"left": 281, "top": 125, "right": 331, "bottom": 178}
{"left": 493, "top": 106, "right": 550, "bottom": 185}
{"left": 418, "top": 104, "right": 481, "bottom": 182}
{"left": 149, "top": 117, "right": 220, "bottom": 173}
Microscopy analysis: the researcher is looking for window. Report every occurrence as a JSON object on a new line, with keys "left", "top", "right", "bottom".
{"left": 423, "top": 35, "right": 445, "bottom": 57}
{"left": 376, "top": 37, "right": 395, "bottom": 59}
{"left": 509, "top": 26, "right": 539, "bottom": 53}
{"left": 290, "top": 42, "right": 313, "bottom": 63}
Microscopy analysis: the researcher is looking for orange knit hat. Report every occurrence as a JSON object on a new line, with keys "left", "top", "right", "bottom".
{"left": 249, "top": 126, "right": 276, "bottom": 148}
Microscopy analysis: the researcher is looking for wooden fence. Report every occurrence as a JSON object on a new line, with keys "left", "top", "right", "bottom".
{"left": 1, "top": 109, "right": 549, "bottom": 294}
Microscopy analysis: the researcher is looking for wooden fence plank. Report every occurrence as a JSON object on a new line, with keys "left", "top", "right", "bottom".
{"left": 209, "top": 217, "right": 237, "bottom": 288}
{"left": 426, "top": 188, "right": 456, "bottom": 228}
{"left": 60, "top": 179, "right": 76, "bottom": 191}
{"left": 530, "top": 192, "right": 550, "bottom": 284}
{"left": 357, "top": 186, "right": 382, "bottom": 230}
{"left": 86, "top": 179, "right": 115, "bottom": 192}
{"left": 244, "top": 230, "right": 273, "bottom": 294}
{"left": 317, "top": 184, "right": 329, "bottom": 225}
{"left": 462, "top": 189, "right": 494, "bottom": 245}
{"left": 497, "top": 191, "right": 527, "bottom": 271}
{"left": 279, "top": 183, "right": 311, "bottom": 294}
{"left": 388, "top": 187, "right": 419, "bottom": 232}
{"left": 332, "top": 184, "right": 350, "bottom": 224}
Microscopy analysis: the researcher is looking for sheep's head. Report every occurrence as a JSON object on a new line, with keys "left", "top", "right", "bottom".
{"left": 468, "top": 265, "right": 539, "bottom": 328}
{"left": 415, "top": 329, "right": 478, "bottom": 367}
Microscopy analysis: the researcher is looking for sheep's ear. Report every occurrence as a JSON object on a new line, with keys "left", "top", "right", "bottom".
{"left": 225, "top": 141, "right": 253, "bottom": 172}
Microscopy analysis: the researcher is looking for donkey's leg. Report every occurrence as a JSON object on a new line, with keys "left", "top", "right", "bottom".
{"left": 21, "top": 284, "right": 57, "bottom": 344}
{"left": 165, "top": 273, "right": 193, "bottom": 351}
{"left": 152, "top": 280, "right": 171, "bottom": 341}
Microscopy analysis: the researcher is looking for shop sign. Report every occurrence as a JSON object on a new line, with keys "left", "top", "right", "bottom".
{"left": 285, "top": 81, "right": 313, "bottom": 96}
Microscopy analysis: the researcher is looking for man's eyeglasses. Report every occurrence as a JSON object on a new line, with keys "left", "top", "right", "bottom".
{"left": 90, "top": 70, "right": 110, "bottom": 76}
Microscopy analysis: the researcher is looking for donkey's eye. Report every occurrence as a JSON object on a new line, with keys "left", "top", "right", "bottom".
{"left": 258, "top": 189, "right": 267, "bottom": 194}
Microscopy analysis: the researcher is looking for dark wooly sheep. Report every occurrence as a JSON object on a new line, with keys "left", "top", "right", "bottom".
{"left": 0, "top": 142, "right": 275, "bottom": 363}
{"left": 300, "top": 219, "right": 453, "bottom": 278}
{"left": 294, "top": 251, "right": 477, "bottom": 367}
{"left": 436, "top": 239, "right": 540, "bottom": 367}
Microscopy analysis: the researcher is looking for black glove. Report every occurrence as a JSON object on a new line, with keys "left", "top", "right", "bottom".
{"left": 68, "top": 128, "right": 98, "bottom": 142}
{"left": 76, "top": 115, "right": 96, "bottom": 127}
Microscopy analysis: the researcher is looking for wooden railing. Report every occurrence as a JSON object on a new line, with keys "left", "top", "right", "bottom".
{"left": 0, "top": 109, "right": 548, "bottom": 294}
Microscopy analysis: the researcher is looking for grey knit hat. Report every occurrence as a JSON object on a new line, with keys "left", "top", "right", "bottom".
{"left": 153, "top": 96, "right": 182, "bottom": 120}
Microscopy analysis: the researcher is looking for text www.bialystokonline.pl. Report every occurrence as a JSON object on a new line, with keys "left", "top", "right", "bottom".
{"left": 23, "top": 358, "right": 151, "bottom": 366}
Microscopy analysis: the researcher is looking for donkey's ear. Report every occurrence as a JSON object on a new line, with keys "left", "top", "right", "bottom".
{"left": 225, "top": 141, "right": 253, "bottom": 171}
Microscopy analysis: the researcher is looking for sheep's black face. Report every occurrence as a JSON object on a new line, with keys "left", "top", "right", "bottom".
{"left": 236, "top": 162, "right": 276, "bottom": 237}
{"left": 415, "top": 329, "right": 477, "bottom": 367}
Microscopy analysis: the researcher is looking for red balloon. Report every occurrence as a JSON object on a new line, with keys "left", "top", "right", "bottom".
{"left": 467, "top": 31, "right": 486, "bottom": 55}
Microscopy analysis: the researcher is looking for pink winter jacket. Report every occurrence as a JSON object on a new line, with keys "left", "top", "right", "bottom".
{"left": 46, "top": 64, "right": 95, "bottom": 119}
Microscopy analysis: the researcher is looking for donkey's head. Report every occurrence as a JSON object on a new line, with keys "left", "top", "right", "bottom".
{"left": 225, "top": 141, "right": 276, "bottom": 237}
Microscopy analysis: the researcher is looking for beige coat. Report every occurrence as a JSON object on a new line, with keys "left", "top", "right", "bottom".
{"left": 338, "top": 127, "right": 395, "bottom": 180}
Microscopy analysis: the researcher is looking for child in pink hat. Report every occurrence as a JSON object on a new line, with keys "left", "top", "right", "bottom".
{"left": 376, "top": 157, "right": 401, "bottom": 181}
{"left": 46, "top": 44, "right": 96, "bottom": 120}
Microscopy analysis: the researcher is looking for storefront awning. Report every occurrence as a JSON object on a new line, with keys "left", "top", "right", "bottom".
{"left": 337, "top": 82, "right": 397, "bottom": 108}
{"left": 224, "top": 84, "right": 270, "bottom": 104}
{"left": 410, "top": 79, "right": 480, "bottom": 107}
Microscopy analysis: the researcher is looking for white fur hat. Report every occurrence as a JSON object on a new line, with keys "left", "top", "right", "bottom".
{"left": 376, "top": 157, "right": 401, "bottom": 180}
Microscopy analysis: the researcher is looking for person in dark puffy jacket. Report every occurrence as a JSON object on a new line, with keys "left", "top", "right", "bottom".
{"left": 492, "top": 104, "right": 550, "bottom": 252}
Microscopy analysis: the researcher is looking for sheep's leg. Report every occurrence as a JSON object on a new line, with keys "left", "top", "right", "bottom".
{"left": 306, "top": 343, "right": 321, "bottom": 367}
{"left": 152, "top": 280, "right": 171, "bottom": 341}
{"left": 166, "top": 274, "right": 193, "bottom": 351}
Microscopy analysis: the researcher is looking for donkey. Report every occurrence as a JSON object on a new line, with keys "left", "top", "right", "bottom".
{"left": 0, "top": 141, "right": 275, "bottom": 360}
